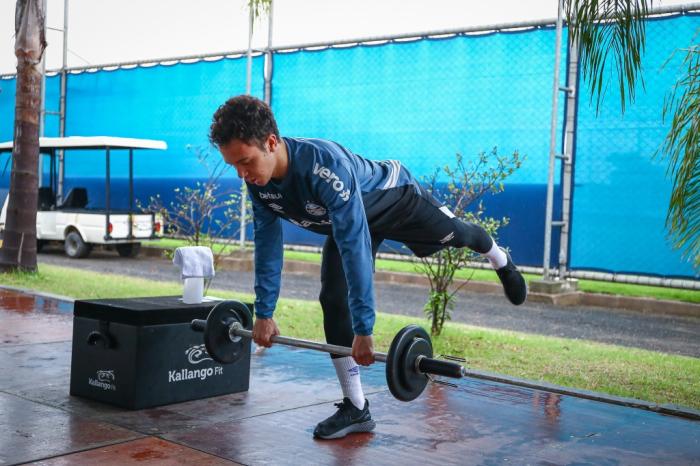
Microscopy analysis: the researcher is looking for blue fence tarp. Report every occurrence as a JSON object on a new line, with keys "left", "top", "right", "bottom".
{"left": 0, "top": 13, "right": 697, "bottom": 278}
{"left": 571, "top": 13, "right": 699, "bottom": 277}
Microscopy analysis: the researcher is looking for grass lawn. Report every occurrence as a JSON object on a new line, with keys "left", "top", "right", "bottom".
{"left": 145, "top": 238, "right": 700, "bottom": 304}
{"left": 2, "top": 263, "right": 699, "bottom": 410}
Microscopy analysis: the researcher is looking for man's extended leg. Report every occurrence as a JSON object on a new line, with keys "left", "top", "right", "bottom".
{"left": 313, "top": 236, "right": 382, "bottom": 439}
{"left": 379, "top": 185, "right": 527, "bottom": 305}
{"left": 448, "top": 217, "right": 528, "bottom": 305}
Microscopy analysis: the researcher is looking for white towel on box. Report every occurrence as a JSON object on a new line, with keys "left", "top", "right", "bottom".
{"left": 173, "top": 246, "right": 215, "bottom": 279}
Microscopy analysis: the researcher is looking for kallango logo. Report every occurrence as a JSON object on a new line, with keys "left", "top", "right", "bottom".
{"left": 168, "top": 344, "right": 223, "bottom": 384}
{"left": 168, "top": 366, "right": 223, "bottom": 383}
{"left": 89, "top": 369, "right": 117, "bottom": 391}
{"left": 186, "top": 344, "right": 212, "bottom": 364}
{"left": 313, "top": 163, "right": 350, "bottom": 201}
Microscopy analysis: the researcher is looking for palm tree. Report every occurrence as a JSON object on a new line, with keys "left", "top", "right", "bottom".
{"left": 565, "top": 0, "right": 699, "bottom": 268}
{"left": 0, "top": 0, "right": 46, "bottom": 272}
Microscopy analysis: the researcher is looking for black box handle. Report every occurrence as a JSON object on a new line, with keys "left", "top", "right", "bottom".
{"left": 86, "top": 321, "right": 116, "bottom": 349}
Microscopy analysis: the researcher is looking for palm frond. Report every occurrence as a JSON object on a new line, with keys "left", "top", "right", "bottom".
{"left": 247, "top": 0, "right": 272, "bottom": 20}
{"left": 660, "top": 43, "right": 700, "bottom": 268}
{"left": 565, "top": 0, "right": 651, "bottom": 113}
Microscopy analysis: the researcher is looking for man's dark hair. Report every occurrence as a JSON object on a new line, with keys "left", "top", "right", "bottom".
{"left": 209, "top": 95, "right": 280, "bottom": 148}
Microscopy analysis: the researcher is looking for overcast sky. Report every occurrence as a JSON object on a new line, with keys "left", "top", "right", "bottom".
{"left": 0, "top": 0, "right": 690, "bottom": 75}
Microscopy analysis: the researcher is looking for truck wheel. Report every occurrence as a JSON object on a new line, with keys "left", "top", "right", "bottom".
{"left": 116, "top": 243, "right": 141, "bottom": 258}
{"left": 37, "top": 239, "right": 46, "bottom": 253}
{"left": 64, "top": 231, "right": 91, "bottom": 258}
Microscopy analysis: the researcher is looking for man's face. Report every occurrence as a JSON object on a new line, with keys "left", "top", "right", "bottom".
{"left": 219, "top": 136, "right": 276, "bottom": 186}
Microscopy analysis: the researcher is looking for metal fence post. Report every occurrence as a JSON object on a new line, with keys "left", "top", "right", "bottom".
{"left": 239, "top": 6, "right": 255, "bottom": 250}
{"left": 558, "top": 39, "right": 579, "bottom": 280}
{"left": 542, "top": 0, "right": 565, "bottom": 280}
{"left": 58, "top": 0, "right": 69, "bottom": 204}
{"left": 264, "top": 0, "right": 274, "bottom": 105}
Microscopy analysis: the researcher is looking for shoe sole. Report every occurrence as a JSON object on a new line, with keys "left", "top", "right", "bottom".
{"left": 314, "top": 419, "right": 376, "bottom": 440}
{"left": 506, "top": 279, "right": 528, "bottom": 305}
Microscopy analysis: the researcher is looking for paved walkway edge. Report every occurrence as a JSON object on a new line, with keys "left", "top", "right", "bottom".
{"left": 0, "top": 284, "right": 76, "bottom": 303}
{"left": 142, "top": 248, "right": 700, "bottom": 318}
{"left": 463, "top": 367, "right": 700, "bottom": 421}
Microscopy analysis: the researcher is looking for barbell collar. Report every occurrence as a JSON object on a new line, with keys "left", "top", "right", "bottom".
{"left": 415, "top": 355, "right": 465, "bottom": 379}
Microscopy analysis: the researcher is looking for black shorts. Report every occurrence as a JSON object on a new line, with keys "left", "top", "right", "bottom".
{"left": 362, "top": 184, "right": 464, "bottom": 257}
{"left": 320, "top": 184, "right": 492, "bottom": 348}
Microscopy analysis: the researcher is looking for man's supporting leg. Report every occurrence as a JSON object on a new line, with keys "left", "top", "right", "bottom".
{"left": 332, "top": 356, "right": 364, "bottom": 410}
{"left": 314, "top": 236, "right": 382, "bottom": 439}
{"left": 319, "top": 236, "right": 365, "bottom": 409}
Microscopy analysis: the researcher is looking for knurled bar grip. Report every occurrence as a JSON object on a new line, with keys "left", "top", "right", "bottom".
{"left": 191, "top": 319, "right": 465, "bottom": 379}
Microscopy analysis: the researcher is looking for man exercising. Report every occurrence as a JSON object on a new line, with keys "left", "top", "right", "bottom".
{"left": 209, "top": 95, "right": 527, "bottom": 440}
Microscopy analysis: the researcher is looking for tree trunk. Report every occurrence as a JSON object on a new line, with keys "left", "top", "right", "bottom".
{"left": 0, "top": 0, "right": 46, "bottom": 272}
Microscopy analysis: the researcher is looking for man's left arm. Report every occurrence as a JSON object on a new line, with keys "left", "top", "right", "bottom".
{"left": 313, "top": 159, "right": 376, "bottom": 363}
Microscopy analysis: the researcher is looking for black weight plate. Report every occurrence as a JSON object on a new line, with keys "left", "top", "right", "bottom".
{"left": 204, "top": 300, "right": 253, "bottom": 364}
{"left": 386, "top": 325, "right": 432, "bottom": 401}
{"left": 402, "top": 337, "right": 432, "bottom": 388}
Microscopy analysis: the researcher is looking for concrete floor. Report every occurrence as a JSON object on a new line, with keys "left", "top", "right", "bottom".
{"left": 1, "top": 288, "right": 699, "bottom": 465}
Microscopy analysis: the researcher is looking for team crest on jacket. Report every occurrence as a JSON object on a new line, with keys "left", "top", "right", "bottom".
{"left": 305, "top": 201, "right": 327, "bottom": 216}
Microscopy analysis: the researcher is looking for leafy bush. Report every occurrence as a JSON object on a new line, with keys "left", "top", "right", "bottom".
{"left": 417, "top": 148, "right": 522, "bottom": 335}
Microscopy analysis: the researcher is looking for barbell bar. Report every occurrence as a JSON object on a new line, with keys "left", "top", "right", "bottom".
{"left": 190, "top": 300, "right": 466, "bottom": 401}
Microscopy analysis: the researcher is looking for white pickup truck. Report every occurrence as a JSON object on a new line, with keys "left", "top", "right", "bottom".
{"left": 0, "top": 136, "right": 167, "bottom": 258}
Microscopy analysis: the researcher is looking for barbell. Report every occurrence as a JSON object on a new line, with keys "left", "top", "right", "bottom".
{"left": 190, "top": 300, "right": 466, "bottom": 401}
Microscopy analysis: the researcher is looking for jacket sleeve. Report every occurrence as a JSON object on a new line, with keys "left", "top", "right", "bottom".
{"left": 250, "top": 193, "right": 283, "bottom": 319}
{"left": 311, "top": 156, "right": 376, "bottom": 336}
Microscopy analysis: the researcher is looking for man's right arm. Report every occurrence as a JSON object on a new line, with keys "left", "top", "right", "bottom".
{"left": 251, "top": 196, "right": 283, "bottom": 320}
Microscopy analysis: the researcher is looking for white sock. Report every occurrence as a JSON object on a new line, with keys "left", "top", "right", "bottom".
{"left": 484, "top": 240, "right": 508, "bottom": 269}
{"left": 332, "top": 356, "right": 365, "bottom": 410}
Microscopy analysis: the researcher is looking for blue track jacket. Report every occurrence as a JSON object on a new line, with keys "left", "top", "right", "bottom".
{"left": 247, "top": 137, "right": 418, "bottom": 336}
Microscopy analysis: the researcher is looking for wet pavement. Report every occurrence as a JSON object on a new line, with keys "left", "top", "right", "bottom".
{"left": 38, "top": 248, "right": 700, "bottom": 357}
{"left": 0, "top": 288, "right": 699, "bottom": 465}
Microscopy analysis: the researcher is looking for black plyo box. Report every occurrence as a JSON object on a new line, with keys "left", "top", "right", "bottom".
{"left": 69, "top": 296, "right": 251, "bottom": 410}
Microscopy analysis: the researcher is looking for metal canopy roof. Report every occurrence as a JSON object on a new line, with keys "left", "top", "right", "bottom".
{"left": 0, "top": 136, "right": 168, "bottom": 152}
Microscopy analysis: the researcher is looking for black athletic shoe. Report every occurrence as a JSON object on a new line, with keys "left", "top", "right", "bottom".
{"left": 313, "top": 398, "right": 376, "bottom": 440}
{"left": 496, "top": 248, "right": 528, "bottom": 305}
